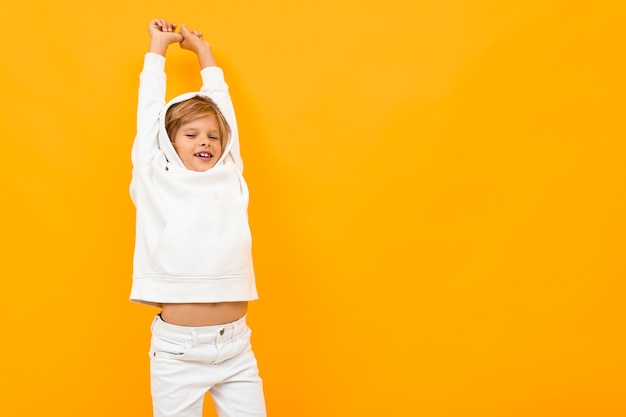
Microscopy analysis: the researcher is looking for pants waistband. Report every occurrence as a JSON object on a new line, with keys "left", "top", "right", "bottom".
{"left": 151, "top": 313, "right": 248, "bottom": 343}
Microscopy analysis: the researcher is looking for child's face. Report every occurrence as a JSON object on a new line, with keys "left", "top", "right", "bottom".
{"left": 171, "top": 114, "right": 223, "bottom": 172}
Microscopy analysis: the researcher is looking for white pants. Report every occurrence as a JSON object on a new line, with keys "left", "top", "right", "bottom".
{"left": 149, "top": 314, "right": 266, "bottom": 417}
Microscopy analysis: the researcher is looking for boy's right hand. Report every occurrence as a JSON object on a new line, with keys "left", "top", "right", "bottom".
{"left": 148, "top": 18, "right": 183, "bottom": 56}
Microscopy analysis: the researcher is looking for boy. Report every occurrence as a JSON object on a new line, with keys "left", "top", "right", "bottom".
{"left": 129, "top": 18, "right": 266, "bottom": 417}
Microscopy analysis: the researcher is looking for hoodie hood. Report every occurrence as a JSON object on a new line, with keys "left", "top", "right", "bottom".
{"left": 157, "top": 91, "right": 233, "bottom": 170}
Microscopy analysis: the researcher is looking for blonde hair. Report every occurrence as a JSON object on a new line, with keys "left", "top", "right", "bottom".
{"left": 165, "top": 96, "right": 230, "bottom": 148}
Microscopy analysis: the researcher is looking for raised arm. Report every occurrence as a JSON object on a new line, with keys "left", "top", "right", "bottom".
{"left": 132, "top": 19, "right": 183, "bottom": 167}
{"left": 179, "top": 25, "right": 243, "bottom": 171}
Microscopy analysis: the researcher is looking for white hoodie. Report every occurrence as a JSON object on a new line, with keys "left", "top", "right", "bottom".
{"left": 129, "top": 53, "right": 258, "bottom": 307}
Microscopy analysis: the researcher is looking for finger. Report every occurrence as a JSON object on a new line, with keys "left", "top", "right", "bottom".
{"left": 162, "top": 19, "right": 176, "bottom": 32}
{"left": 179, "top": 25, "right": 188, "bottom": 43}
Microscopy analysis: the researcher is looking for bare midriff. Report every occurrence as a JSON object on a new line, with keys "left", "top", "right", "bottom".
{"left": 160, "top": 301, "right": 248, "bottom": 327}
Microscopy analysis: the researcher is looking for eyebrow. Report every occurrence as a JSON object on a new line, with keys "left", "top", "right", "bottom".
{"left": 181, "top": 128, "right": 219, "bottom": 133}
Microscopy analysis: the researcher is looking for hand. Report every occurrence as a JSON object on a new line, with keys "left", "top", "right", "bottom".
{"left": 179, "top": 24, "right": 209, "bottom": 54}
{"left": 179, "top": 24, "right": 216, "bottom": 68}
{"left": 148, "top": 18, "right": 183, "bottom": 56}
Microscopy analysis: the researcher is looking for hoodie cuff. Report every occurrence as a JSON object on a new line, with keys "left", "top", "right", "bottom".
{"left": 200, "top": 66, "right": 227, "bottom": 90}
{"left": 143, "top": 52, "right": 166, "bottom": 72}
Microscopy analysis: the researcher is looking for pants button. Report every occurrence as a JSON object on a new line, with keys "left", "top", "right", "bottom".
{"left": 219, "top": 329, "right": 225, "bottom": 336}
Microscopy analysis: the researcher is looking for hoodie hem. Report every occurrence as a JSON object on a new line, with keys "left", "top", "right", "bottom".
{"left": 130, "top": 275, "right": 258, "bottom": 307}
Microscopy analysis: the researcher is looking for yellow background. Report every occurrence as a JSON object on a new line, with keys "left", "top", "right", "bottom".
{"left": 1, "top": 0, "right": 625, "bottom": 416}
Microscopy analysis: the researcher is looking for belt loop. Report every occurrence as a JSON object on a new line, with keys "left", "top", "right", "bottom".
{"left": 191, "top": 328, "right": 198, "bottom": 345}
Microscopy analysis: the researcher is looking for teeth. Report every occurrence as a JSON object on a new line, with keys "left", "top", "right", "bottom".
{"left": 196, "top": 153, "right": 210, "bottom": 157}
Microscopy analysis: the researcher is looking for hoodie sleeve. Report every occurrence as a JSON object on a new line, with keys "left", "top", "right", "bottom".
{"left": 131, "top": 53, "right": 167, "bottom": 167}
{"left": 200, "top": 66, "right": 244, "bottom": 172}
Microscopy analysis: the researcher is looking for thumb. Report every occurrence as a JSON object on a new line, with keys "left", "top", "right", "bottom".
{"left": 179, "top": 24, "right": 190, "bottom": 37}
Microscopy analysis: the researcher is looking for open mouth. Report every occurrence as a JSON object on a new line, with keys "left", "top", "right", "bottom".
{"left": 194, "top": 152, "right": 213, "bottom": 159}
